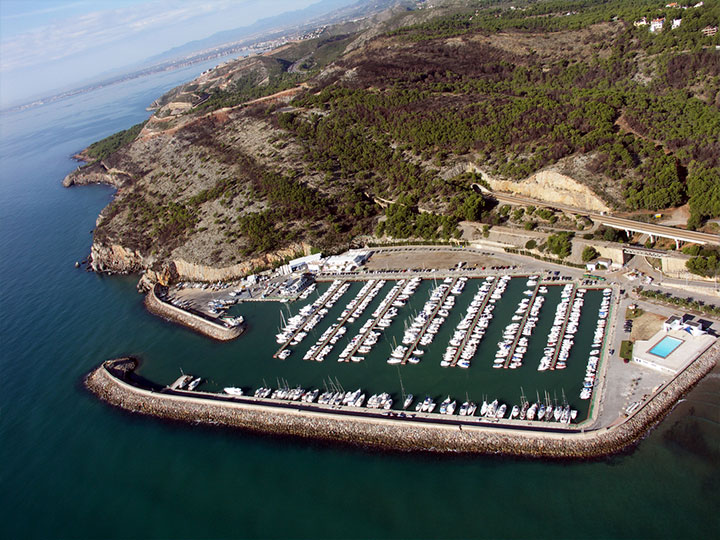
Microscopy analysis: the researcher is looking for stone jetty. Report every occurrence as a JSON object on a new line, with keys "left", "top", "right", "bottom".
{"left": 144, "top": 284, "right": 244, "bottom": 341}
{"left": 85, "top": 346, "right": 718, "bottom": 458}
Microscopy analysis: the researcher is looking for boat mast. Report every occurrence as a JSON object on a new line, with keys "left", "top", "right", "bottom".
{"left": 396, "top": 366, "right": 406, "bottom": 401}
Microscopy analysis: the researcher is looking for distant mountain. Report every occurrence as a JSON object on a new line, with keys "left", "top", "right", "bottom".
{"left": 69, "top": 0, "right": 720, "bottom": 280}
{"left": 142, "top": 0, "right": 396, "bottom": 65}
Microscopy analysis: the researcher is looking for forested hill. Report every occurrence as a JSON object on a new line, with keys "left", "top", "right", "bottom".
{"left": 68, "top": 0, "right": 720, "bottom": 272}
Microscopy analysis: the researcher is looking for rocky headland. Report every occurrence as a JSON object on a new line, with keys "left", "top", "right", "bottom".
{"left": 64, "top": 1, "right": 720, "bottom": 289}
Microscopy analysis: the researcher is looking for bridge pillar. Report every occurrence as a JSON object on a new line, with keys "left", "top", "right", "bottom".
{"left": 675, "top": 238, "right": 680, "bottom": 250}
{"left": 649, "top": 234, "right": 655, "bottom": 243}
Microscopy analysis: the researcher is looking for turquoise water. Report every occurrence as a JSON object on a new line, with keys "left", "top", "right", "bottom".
{"left": 0, "top": 62, "right": 718, "bottom": 539}
{"left": 649, "top": 336, "right": 683, "bottom": 358}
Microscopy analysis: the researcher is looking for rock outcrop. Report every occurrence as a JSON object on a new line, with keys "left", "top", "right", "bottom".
{"left": 62, "top": 161, "right": 132, "bottom": 188}
{"left": 168, "top": 242, "right": 311, "bottom": 283}
{"left": 479, "top": 168, "right": 612, "bottom": 213}
{"left": 90, "top": 242, "right": 153, "bottom": 274}
{"left": 89, "top": 238, "right": 311, "bottom": 287}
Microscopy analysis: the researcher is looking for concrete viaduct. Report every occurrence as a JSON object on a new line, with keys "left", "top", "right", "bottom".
{"left": 472, "top": 184, "right": 720, "bottom": 248}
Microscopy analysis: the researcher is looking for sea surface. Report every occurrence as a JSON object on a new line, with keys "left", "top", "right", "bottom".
{"left": 0, "top": 58, "right": 718, "bottom": 540}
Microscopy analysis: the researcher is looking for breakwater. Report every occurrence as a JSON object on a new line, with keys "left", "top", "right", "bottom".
{"left": 85, "top": 343, "right": 718, "bottom": 458}
{"left": 144, "top": 284, "right": 244, "bottom": 341}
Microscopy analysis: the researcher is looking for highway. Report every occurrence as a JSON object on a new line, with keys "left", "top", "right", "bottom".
{"left": 480, "top": 189, "right": 720, "bottom": 246}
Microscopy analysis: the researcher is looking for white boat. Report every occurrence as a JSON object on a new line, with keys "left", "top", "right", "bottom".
{"left": 278, "top": 349, "right": 291, "bottom": 360}
{"left": 187, "top": 377, "right": 202, "bottom": 391}
{"left": 223, "top": 387, "right": 244, "bottom": 396}
{"left": 403, "top": 394, "right": 414, "bottom": 409}
{"left": 439, "top": 397, "right": 451, "bottom": 414}
{"left": 527, "top": 403, "right": 537, "bottom": 420}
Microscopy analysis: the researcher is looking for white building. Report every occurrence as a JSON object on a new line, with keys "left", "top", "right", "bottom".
{"left": 650, "top": 17, "right": 665, "bottom": 32}
{"left": 288, "top": 252, "right": 323, "bottom": 272}
{"left": 672, "top": 18, "right": 682, "bottom": 29}
{"left": 663, "top": 314, "right": 707, "bottom": 336}
{"left": 322, "top": 251, "right": 371, "bottom": 272}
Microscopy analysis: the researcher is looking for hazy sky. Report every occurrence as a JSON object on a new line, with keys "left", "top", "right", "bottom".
{"left": 0, "top": 0, "right": 320, "bottom": 107}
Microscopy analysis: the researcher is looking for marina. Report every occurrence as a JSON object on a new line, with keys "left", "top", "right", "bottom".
{"left": 138, "top": 271, "right": 630, "bottom": 428}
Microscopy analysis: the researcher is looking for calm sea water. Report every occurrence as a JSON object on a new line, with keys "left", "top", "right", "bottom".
{"left": 0, "top": 59, "right": 718, "bottom": 540}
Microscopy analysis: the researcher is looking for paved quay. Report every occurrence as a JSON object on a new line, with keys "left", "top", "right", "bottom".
{"left": 145, "top": 284, "right": 244, "bottom": 341}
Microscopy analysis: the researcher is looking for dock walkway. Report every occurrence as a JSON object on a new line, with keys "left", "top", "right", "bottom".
{"left": 400, "top": 278, "right": 458, "bottom": 365}
{"left": 304, "top": 280, "right": 381, "bottom": 362}
{"left": 340, "top": 279, "right": 409, "bottom": 362}
{"left": 549, "top": 284, "right": 577, "bottom": 370}
{"left": 502, "top": 281, "right": 541, "bottom": 369}
{"left": 449, "top": 278, "right": 498, "bottom": 367}
{"left": 273, "top": 281, "right": 348, "bottom": 358}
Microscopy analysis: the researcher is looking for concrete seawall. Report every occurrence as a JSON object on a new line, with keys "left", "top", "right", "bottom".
{"left": 144, "top": 285, "right": 244, "bottom": 341}
{"left": 85, "top": 345, "right": 718, "bottom": 458}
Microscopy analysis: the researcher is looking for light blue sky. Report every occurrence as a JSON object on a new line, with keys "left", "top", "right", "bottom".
{"left": 0, "top": 0, "right": 320, "bottom": 107}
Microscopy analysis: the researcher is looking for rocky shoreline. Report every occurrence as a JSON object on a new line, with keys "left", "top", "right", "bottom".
{"left": 144, "top": 284, "right": 244, "bottom": 341}
{"left": 85, "top": 344, "right": 718, "bottom": 457}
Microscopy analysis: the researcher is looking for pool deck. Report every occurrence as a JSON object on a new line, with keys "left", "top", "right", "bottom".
{"left": 633, "top": 328, "right": 716, "bottom": 374}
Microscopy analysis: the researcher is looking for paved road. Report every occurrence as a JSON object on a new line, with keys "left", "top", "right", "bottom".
{"left": 481, "top": 189, "right": 720, "bottom": 246}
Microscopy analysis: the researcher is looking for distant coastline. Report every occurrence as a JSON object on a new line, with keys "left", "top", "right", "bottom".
{"left": 2, "top": 46, "right": 263, "bottom": 115}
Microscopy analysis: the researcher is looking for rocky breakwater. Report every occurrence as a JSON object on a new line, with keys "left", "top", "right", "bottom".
{"left": 85, "top": 344, "right": 718, "bottom": 457}
{"left": 144, "top": 284, "right": 244, "bottom": 341}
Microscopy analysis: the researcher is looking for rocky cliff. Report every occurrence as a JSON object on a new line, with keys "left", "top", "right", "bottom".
{"left": 480, "top": 169, "right": 612, "bottom": 213}
{"left": 63, "top": 161, "right": 132, "bottom": 188}
{"left": 67, "top": 2, "right": 711, "bottom": 287}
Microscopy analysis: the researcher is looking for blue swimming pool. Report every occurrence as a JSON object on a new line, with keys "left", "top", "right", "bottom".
{"left": 649, "top": 336, "right": 683, "bottom": 358}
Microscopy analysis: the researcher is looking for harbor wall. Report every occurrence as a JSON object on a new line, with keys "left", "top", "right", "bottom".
{"left": 144, "top": 285, "right": 244, "bottom": 341}
{"left": 85, "top": 344, "right": 718, "bottom": 458}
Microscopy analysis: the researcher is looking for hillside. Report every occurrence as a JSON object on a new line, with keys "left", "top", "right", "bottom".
{"left": 64, "top": 0, "right": 720, "bottom": 281}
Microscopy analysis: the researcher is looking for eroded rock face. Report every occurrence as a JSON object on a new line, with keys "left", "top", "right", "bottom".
{"left": 62, "top": 162, "right": 131, "bottom": 188}
{"left": 90, "top": 242, "right": 153, "bottom": 274}
{"left": 90, "top": 237, "right": 311, "bottom": 287}
{"left": 169, "top": 242, "right": 311, "bottom": 283}
{"left": 483, "top": 169, "right": 611, "bottom": 213}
